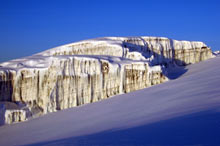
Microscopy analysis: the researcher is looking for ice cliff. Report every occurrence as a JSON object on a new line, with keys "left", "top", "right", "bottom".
{"left": 0, "top": 37, "right": 213, "bottom": 124}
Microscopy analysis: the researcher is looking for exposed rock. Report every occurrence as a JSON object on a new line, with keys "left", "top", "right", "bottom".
{"left": 0, "top": 36, "right": 213, "bottom": 124}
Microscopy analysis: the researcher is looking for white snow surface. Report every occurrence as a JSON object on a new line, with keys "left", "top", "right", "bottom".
{"left": 0, "top": 57, "right": 220, "bottom": 145}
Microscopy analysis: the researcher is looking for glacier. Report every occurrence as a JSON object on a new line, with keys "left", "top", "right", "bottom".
{"left": 0, "top": 49, "right": 219, "bottom": 146}
{"left": 0, "top": 36, "right": 214, "bottom": 124}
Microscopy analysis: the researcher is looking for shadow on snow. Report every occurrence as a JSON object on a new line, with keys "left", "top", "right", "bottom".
{"left": 28, "top": 109, "right": 220, "bottom": 146}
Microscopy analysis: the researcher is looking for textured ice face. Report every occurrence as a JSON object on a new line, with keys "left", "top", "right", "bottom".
{"left": 0, "top": 36, "right": 212, "bottom": 70}
{"left": 0, "top": 36, "right": 213, "bottom": 124}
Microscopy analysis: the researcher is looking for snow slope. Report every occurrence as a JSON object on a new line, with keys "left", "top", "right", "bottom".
{"left": 0, "top": 56, "right": 220, "bottom": 146}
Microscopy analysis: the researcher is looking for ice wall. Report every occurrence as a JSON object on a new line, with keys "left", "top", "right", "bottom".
{"left": 0, "top": 56, "right": 167, "bottom": 114}
{"left": 0, "top": 102, "right": 28, "bottom": 124}
{"left": 39, "top": 37, "right": 213, "bottom": 65}
{"left": 0, "top": 36, "right": 213, "bottom": 124}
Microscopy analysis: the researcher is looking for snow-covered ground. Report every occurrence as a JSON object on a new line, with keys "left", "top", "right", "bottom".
{"left": 0, "top": 56, "right": 220, "bottom": 145}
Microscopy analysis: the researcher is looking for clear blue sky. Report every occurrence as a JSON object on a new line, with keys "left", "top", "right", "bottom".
{"left": 0, "top": 0, "right": 219, "bottom": 62}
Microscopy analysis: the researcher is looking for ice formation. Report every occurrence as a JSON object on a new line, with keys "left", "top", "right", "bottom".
{"left": 214, "top": 50, "right": 220, "bottom": 56}
{"left": 0, "top": 36, "right": 213, "bottom": 124}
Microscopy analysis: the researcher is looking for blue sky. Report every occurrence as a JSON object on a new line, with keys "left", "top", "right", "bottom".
{"left": 0, "top": 0, "right": 219, "bottom": 62}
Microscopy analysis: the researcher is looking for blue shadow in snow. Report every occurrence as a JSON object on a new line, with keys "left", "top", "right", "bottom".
{"left": 27, "top": 110, "right": 220, "bottom": 146}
